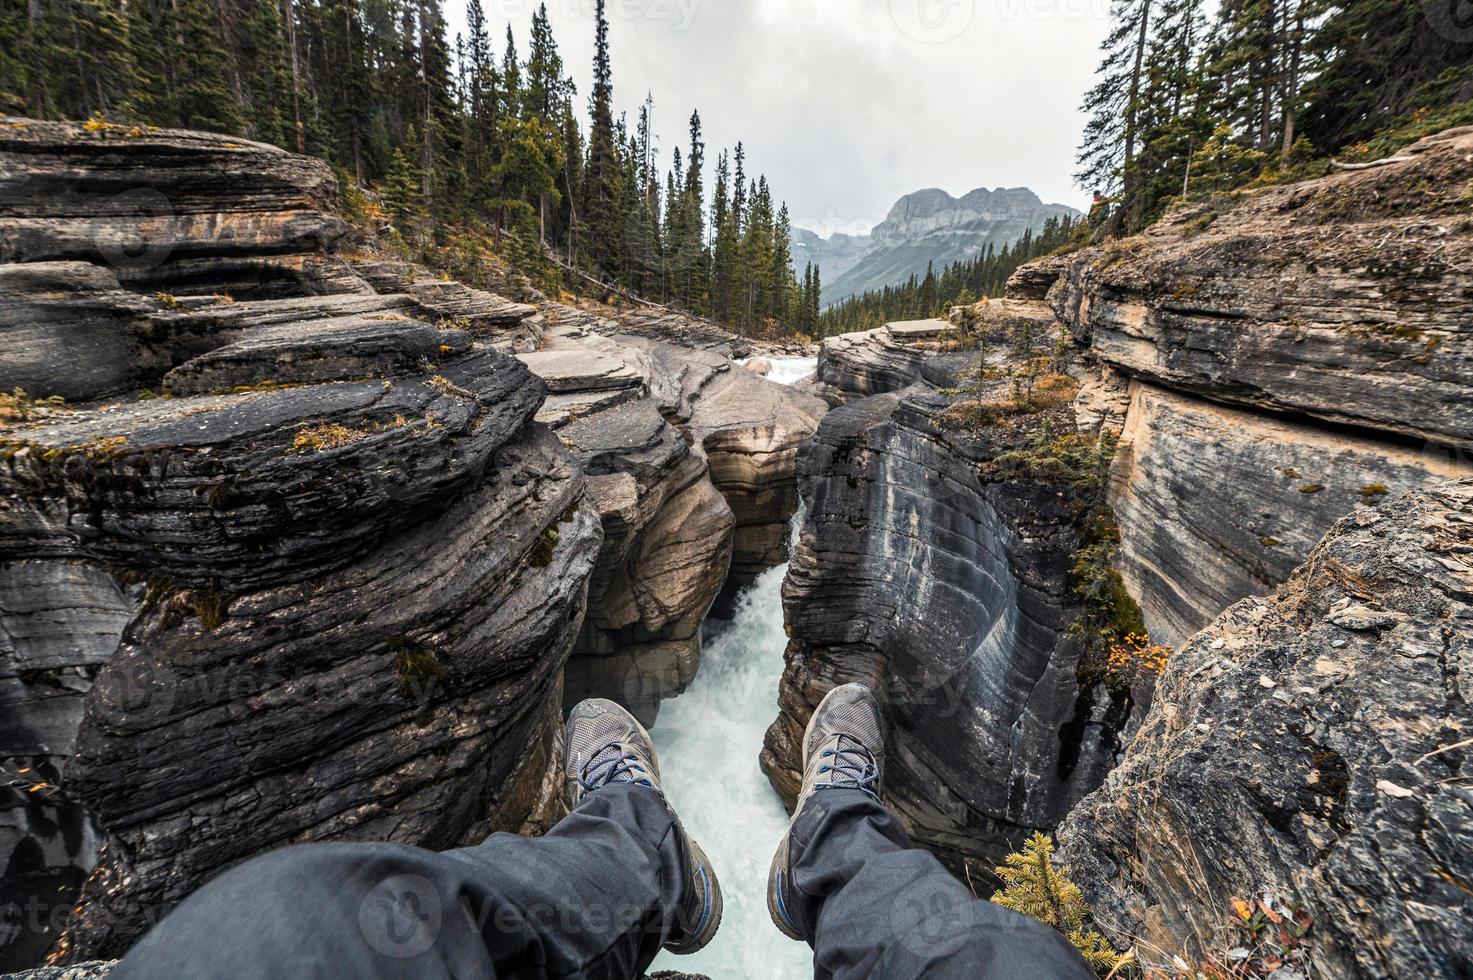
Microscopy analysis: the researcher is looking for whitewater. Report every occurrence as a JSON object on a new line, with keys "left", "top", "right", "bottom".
{"left": 647, "top": 356, "right": 817, "bottom": 980}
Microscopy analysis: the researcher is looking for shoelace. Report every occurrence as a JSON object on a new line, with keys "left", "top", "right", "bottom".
{"left": 578, "top": 741, "right": 655, "bottom": 793}
{"left": 816, "top": 733, "right": 880, "bottom": 799}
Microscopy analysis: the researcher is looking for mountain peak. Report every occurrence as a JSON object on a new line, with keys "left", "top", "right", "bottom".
{"left": 798, "top": 184, "right": 1080, "bottom": 307}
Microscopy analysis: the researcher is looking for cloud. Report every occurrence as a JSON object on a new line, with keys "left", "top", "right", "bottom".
{"left": 454, "top": 0, "right": 1107, "bottom": 236}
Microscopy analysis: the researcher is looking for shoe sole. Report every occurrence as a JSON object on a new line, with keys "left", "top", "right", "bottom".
{"left": 666, "top": 834, "right": 725, "bottom": 954}
{"left": 766, "top": 835, "right": 805, "bottom": 941}
{"left": 764, "top": 703, "right": 827, "bottom": 941}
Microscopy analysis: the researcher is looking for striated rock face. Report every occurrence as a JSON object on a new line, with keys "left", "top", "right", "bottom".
{"left": 0, "top": 120, "right": 603, "bottom": 968}
{"left": 1110, "top": 382, "right": 1468, "bottom": 645}
{"left": 2, "top": 337, "right": 602, "bottom": 966}
{"left": 816, "top": 319, "right": 970, "bottom": 400}
{"left": 1051, "top": 127, "right": 1473, "bottom": 448}
{"left": 518, "top": 325, "right": 732, "bottom": 724}
{"left": 0, "top": 118, "right": 347, "bottom": 297}
{"left": 627, "top": 338, "right": 827, "bottom": 602}
{"left": 519, "top": 321, "right": 825, "bottom": 721}
{"left": 0, "top": 263, "right": 161, "bottom": 403}
{"left": 1057, "top": 479, "right": 1473, "bottom": 979}
{"left": 1004, "top": 126, "right": 1473, "bottom": 646}
{"left": 762, "top": 389, "right": 1126, "bottom": 871}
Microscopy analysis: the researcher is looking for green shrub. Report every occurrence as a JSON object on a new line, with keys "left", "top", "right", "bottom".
{"left": 992, "top": 833, "right": 1132, "bottom": 975}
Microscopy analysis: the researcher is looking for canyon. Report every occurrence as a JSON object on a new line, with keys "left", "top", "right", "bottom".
{"left": 0, "top": 118, "right": 822, "bottom": 968}
{"left": 765, "top": 124, "right": 1473, "bottom": 973}
{"left": 2, "top": 115, "right": 1471, "bottom": 980}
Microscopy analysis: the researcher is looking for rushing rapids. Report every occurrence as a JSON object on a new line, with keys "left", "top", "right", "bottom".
{"left": 648, "top": 357, "right": 815, "bottom": 980}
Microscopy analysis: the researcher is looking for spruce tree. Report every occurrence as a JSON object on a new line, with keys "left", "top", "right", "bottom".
{"left": 500, "top": 24, "right": 521, "bottom": 119}
{"left": 710, "top": 150, "right": 740, "bottom": 323}
{"left": 583, "top": 0, "right": 623, "bottom": 278}
{"left": 1076, "top": 0, "right": 1154, "bottom": 222}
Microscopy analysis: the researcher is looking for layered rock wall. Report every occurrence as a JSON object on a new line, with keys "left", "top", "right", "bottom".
{"left": 1057, "top": 479, "right": 1473, "bottom": 978}
{"left": 763, "top": 391, "right": 1125, "bottom": 869}
{"left": 0, "top": 120, "right": 602, "bottom": 968}
{"left": 519, "top": 322, "right": 825, "bottom": 721}
{"left": 1035, "top": 125, "right": 1473, "bottom": 645}
{"left": 815, "top": 319, "right": 970, "bottom": 399}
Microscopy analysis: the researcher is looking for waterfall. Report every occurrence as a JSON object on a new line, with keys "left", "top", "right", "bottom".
{"left": 646, "top": 356, "right": 816, "bottom": 979}
{"left": 737, "top": 355, "right": 819, "bottom": 387}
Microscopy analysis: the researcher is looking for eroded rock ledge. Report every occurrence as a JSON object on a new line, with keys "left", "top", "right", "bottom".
{"left": 814, "top": 318, "right": 972, "bottom": 400}
{"left": 0, "top": 119, "right": 608, "bottom": 966}
{"left": 1058, "top": 479, "right": 1473, "bottom": 979}
{"left": 516, "top": 317, "right": 826, "bottom": 721}
{"left": 762, "top": 388, "right": 1126, "bottom": 871}
{"left": 1034, "top": 125, "right": 1473, "bottom": 645}
{"left": 0, "top": 115, "right": 833, "bottom": 969}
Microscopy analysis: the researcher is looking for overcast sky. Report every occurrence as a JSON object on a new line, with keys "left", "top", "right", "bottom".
{"left": 450, "top": 0, "right": 1109, "bottom": 237}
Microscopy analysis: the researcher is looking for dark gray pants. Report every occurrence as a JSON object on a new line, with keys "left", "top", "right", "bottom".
{"left": 110, "top": 784, "right": 1092, "bottom": 979}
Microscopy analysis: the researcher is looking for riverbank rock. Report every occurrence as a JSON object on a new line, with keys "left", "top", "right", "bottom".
{"left": 1057, "top": 479, "right": 1473, "bottom": 979}
{"left": 0, "top": 120, "right": 604, "bottom": 969}
{"left": 626, "top": 338, "right": 827, "bottom": 604}
{"left": 815, "top": 319, "right": 970, "bottom": 399}
{"left": 520, "top": 320, "right": 825, "bottom": 720}
{"left": 1006, "top": 125, "right": 1473, "bottom": 646}
{"left": 763, "top": 385, "right": 1126, "bottom": 872}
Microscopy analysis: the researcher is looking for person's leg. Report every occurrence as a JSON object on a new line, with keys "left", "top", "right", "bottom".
{"left": 110, "top": 783, "right": 679, "bottom": 980}
{"left": 110, "top": 698, "right": 721, "bottom": 980}
{"left": 790, "top": 789, "right": 1095, "bottom": 979}
{"left": 768, "top": 684, "right": 1094, "bottom": 980}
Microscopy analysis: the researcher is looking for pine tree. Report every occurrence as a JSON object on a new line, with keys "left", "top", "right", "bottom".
{"left": 1076, "top": 0, "right": 1153, "bottom": 219}
{"left": 500, "top": 24, "right": 521, "bottom": 119}
{"left": 919, "top": 261, "right": 938, "bottom": 315}
{"left": 672, "top": 109, "right": 707, "bottom": 312}
{"left": 524, "top": 3, "right": 571, "bottom": 122}
{"left": 11, "top": 0, "right": 137, "bottom": 120}
{"left": 1299, "top": 0, "right": 1471, "bottom": 151}
{"left": 710, "top": 150, "right": 740, "bottom": 323}
{"left": 809, "top": 263, "right": 822, "bottom": 331}
{"left": 583, "top": 0, "right": 622, "bottom": 278}
{"left": 226, "top": 0, "right": 297, "bottom": 147}
{"left": 1132, "top": 0, "right": 1209, "bottom": 216}
{"left": 770, "top": 202, "right": 796, "bottom": 327}
{"left": 464, "top": 0, "right": 495, "bottom": 190}
{"left": 382, "top": 128, "right": 426, "bottom": 239}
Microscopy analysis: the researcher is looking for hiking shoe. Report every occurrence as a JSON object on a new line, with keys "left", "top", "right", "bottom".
{"left": 766, "top": 682, "right": 886, "bottom": 941}
{"left": 564, "top": 698, "right": 722, "bottom": 955}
